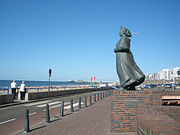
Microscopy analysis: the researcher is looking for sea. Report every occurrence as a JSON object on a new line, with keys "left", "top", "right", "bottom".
{"left": 0, "top": 80, "right": 89, "bottom": 89}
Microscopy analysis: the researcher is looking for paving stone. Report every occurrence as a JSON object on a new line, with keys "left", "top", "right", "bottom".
{"left": 18, "top": 96, "right": 129, "bottom": 135}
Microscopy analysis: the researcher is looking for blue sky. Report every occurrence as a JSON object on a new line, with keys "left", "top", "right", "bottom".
{"left": 0, "top": 0, "right": 180, "bottom": 81}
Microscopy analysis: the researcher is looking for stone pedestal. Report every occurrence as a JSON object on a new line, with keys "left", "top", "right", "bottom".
{"left": 111, "top": 90, "right": 153, "bottom": 133}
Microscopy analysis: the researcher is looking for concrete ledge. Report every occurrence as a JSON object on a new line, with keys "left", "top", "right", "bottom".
{"left": 26, "top": 88, "right": 111, "bottom": 101}
{"left": 136, "top": 105, "right": 180, "bottom": 135}
{"left": 162, "top": 106, "right": 180, "bottom": 122}
{"left": 0, "top": 94, "right": 14, "bottom": 105}
{"left": 162, "top": 96, "right": 180, "bottom": 99}
{"left": 111, "top": 90, "right": 180, "bottom": 134}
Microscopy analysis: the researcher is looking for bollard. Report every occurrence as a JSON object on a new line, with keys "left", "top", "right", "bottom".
{"left": 84, "top": 96, "right": 87, "bottom": 107}
{"left": 24, "top": 109, "right": 30, "bottom": 133}
{"left": 103, "top": 92, "right": 104, "bottom": 98}
{"left": 89, "top": 95, "right": 92, "bottom": 105}
{"left": 94, "top": 94, "right": 96, "bottom": 102}
{"left": 3, "top": 88, "right": 5, "bottom": 94}
{"left": 97, "top": 93, "right": 99, "bottom": 101}
{"left": 7, "top": 89, "right": 9, "bottom": 95}
{"left": 60, "top": 101, "right": 64, "bottom": 117}
{"left": 79, "top": 97, "right": 81, "bottom": 109}
{"left": 101, "top": 92, "right": 102, "bottom": 99}
{"left": 71, "top": 98, "right": 74, "bottom": 112}
{"left": 46, "top": 104, "right": 50, "bottom": 123}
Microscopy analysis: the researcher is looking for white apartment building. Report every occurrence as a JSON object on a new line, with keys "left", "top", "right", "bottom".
{"left": 159, "top": 69, "right": 171, "bottom": 80}
{"left": 146, "top": 67, "right": 180, "bottom": 80}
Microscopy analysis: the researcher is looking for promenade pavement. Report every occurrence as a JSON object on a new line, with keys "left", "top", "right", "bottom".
{"left": 16, "top": 96, "right": 135, "bottom": 135}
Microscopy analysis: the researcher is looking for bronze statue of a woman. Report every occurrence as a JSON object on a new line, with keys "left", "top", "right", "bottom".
{"left": 114, "top": 26, "right": 145, "bottom": 90}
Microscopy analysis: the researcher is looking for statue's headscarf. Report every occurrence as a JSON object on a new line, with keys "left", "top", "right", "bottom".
{"left": 119, "top": 26, "right": 132, "bottom": 37}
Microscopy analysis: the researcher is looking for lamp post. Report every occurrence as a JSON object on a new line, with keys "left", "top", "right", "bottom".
{"left": 49, "top": 69, "right": 52, "bottom": 92}
{"left": 173, "top": 70, "right": 180, "bottom": 91}
{"left": 176, "top": 70, "right": 180, "bottom": 91}
{"left": 173, "top": 76, "right": 175, "bottom": 91}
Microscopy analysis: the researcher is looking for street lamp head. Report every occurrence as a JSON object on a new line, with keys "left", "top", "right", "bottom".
{"left": 49, "top": 69, "right": 52, "bottom": 77}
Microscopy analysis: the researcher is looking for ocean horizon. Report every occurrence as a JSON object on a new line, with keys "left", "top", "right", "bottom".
{"left": 0, "top": 80, "right": 89, "bottom": 89}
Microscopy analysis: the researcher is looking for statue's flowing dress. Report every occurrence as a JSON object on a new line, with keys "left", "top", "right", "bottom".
{"left": 114, "top": 35, "right": 145, "bottom": 89}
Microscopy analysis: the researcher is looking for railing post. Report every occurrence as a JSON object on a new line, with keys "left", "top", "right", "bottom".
{"left": 97, "top": 93, "right": 99, "bottom": 101}
{"left": 60, "top": 101, "right": 64, "bottom": 117}
{"left": 84, "top": 96, "right": 87, "bottom": 107}
{"left": 89, "top": 95, "right": 92, "bottom": 105}
{"left": 24, "top": 109, "right": 30, "bottom": 133}
{"left": 94, "top": 93, "right": 96, "bottom": 102}
{"left": 79, "top": 97, "right": 81, "bottom": 109}
{"left": 71, "top": 98, "right": 74, "bottom": 112}
{"left": 3, "top": 88, "right": 5, "bottom": 94}
{"left": 7, "top": 88, "right": 9, "bottom": 95}
{"left": 101, "top": 92, "right": 102, "bottom": 99}
{"left": 46, "top": 104, "right": 50, "bottom": 123}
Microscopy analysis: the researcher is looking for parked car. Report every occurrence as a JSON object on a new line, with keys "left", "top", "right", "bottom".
{"left": 144, "top": 84, "right": 156, "bottom": 89}
{"left": 162, "top": 84, "right": 172, "bottom": 88}
{"left": 115, "top": 85, "right": 120, "bottom": 89}
{"left": 98, "top": 83, "right": 108, "bottom": 88}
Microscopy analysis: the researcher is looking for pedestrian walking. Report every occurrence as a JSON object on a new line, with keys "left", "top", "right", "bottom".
{"left": 19, "top": 81, "right": 26, "bottom": 100}
{"left": 10, "top": 80, "right": 17, "bottom": 99}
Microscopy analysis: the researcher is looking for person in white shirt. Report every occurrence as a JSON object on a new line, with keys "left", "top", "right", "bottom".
{"left": 19, "top": 81, "right": 26, "bottom": 100}
{"left": 10, "top": 80, "right": 17, "bottom": 99}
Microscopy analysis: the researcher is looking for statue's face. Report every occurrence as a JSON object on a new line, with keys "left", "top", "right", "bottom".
{"left": 119, "top": 27, "right": 132, "bottom": 37}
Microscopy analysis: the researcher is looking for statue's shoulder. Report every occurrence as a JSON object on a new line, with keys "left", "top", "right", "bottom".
{"left": 122, "top": 36, "right": 130, "bottom": 41}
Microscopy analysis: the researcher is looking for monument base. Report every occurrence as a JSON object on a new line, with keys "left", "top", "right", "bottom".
{"left": 111, "top": 90, "right": 153, "bottom": 133}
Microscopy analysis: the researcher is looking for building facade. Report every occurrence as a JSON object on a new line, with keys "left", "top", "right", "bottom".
{"left": 146, "top": 67, "right": 180, "bottom": 80}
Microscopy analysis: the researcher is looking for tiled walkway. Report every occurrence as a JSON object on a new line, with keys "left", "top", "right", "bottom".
{"left": 18, "top": 96, "right": 134, "bottom": 135}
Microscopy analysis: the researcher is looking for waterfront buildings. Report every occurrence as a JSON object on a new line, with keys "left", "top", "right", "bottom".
{"left": 146, "top": 67, "right": 180, "bottom": 81}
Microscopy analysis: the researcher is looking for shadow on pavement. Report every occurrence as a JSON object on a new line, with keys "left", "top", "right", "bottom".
{"left": 30, "top": 125, "right": 46, "bottom": 132}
